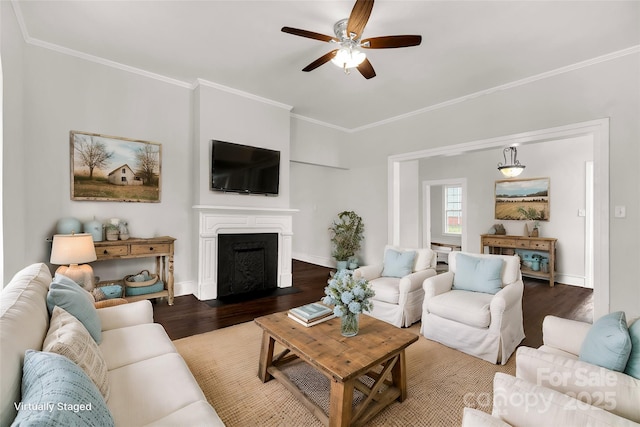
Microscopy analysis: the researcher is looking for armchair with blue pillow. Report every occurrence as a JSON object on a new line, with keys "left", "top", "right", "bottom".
{"left": 353, "top": 245, "right": 437, "bottom": 327}
{"left": 421, "top": 251, "right": 525, "bottom": 365}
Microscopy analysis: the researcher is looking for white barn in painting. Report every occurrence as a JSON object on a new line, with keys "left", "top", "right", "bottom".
{"left": 107, "top": 164, "right": 143, "bottom": 186}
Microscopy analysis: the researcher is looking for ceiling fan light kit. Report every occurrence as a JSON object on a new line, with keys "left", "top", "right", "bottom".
{"left": 282, "top": 0, "right": 422, "bottom": 79}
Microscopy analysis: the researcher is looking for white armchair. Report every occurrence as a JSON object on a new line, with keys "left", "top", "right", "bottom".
{"left": 421, "top": 251, "right": 525, "bottom": 365}
{"left": 353, "top": 246, "right": 437, "bottom": 328}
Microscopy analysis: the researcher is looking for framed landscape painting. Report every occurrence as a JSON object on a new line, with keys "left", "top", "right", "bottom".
{"left": 70, "top": 131, "right": 162, "bottom": 202}
{"left": 495, "top": 178, "right": 550, "bottom": 221}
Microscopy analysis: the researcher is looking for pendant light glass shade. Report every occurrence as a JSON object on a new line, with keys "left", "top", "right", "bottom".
{"left": 498, "top": 147, "right": 526, "bottom": 177}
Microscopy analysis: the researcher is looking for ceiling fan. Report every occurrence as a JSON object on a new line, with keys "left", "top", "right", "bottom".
{"left": 281, "top": 0, "right": 421, "bottom": 79}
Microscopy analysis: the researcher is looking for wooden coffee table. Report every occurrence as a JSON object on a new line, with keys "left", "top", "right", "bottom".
{"left": 255, "top": 311, "right": 418, "bottom": 427}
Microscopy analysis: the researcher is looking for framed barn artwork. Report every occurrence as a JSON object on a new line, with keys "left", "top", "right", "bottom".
{"left": 495, "top": 178, "right": 550, "bottom": 221}
{"left": 70, "top": 131, "right": 162, "bottom": 202}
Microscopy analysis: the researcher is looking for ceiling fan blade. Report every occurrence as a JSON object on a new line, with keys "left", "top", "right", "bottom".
{"left": 347, "top": 0, "right": 374, "bottom": 40}
{"left": 361, "top": 35, "right": 422, "bottom": 49}
{"left": 302, "top": 50, "right": 338, "bottom": 72}
{"left": 281, "top": 27, "right": 337, "bottom": 43}
{"left": 357, "top": 58, "right": 376, "bottom": 79}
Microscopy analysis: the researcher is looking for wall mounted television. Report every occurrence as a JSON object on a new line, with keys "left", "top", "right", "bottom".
{"left": 210, "top": 140, "right": 280, "bottom": 195}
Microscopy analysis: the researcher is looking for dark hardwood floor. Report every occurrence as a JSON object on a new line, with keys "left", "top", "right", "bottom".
{"left": 153, "top": 260, "right": 593, "bottom": 348}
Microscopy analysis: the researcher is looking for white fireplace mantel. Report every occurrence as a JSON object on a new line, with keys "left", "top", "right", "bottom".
{"left": 193, "top": 206, "right": 295, "bottom": 300}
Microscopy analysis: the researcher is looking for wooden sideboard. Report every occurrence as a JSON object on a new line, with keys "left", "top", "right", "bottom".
{"left": 94, "top": 236, "right": 175, "bottom": 305}
{"left": 480, "top": 234, "right": 557, "bottom": 287}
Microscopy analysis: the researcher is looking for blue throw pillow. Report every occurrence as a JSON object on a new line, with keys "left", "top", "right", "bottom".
{"left": 47, "top": 274, "right": 102, "bottom": 344}
{"left": 624, "top": 318, "right": 640, "bottom": 379}
{"left": 579, "top": 311, "right": 632, "bottom": 372}
{"left": 381, "top": 249, "right": 416, "bottom": 278}
{"left": 13, "top": 350, "right": 114, "bottom": 426}
{"left": 452, "top": 254, "right": 504, "bottom": 294}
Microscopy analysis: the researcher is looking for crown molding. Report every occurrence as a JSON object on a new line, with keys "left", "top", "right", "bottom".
{"left": 351, "top": 45, "right": 640, "bottom": 133}
{"left": 290, "top": 114, "right": 351, "bottom": 133}
{"left": 194, "top": 79, "right": 293, "bottom": 112}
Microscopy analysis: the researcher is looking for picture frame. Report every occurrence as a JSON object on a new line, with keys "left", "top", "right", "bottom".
{"left": 495, "top": 177, "right": 550, "bottom": 221}
{"left": 70, "top": 131, "right": 162, "bottom": 202}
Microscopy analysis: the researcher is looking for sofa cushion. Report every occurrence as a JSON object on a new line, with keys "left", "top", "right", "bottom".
{"left": 100, "top": 323, "right": 178, "bottom": 370}
{"left": 13, "top": 350, "right": 114, "bottom": 426}
{"left": 47, "top": 273, "right": 102, "bottom": 344}
{"left": 369, "top": 277, "right": 401, "bottom": 304}
{"left": 143, "top": 401, "right": 225, "bottom": 427}
{"left": 493, "top": 372, "right": 637, "bottom": 427}
{"left": 381, "top": 248, "right": 416, "bottom": 278}
{"left": 452, "top": 253, "right": 504, "bottom": 294}
{"left": 0, "top": 263, "right": 52, "bottom": 427}
{"left": 427, "top": 290, "right": 493, "bottom": 328}
{"left": 579, "top": 311, "right": 632, "bottom": 372}
{"left": 462, "top": 408, "right": 512, "bottom": 427}
{"left": 516, "top": 346, "right": 640, "bottom": 423}
{"left": 43, "top": 306, "right": 110, "bottom": 399}
{"left": 625, "top": 318, "right": 640, "bottom": 379}
{"left": 107, "top": 353, "right": 210, "bottom": 426}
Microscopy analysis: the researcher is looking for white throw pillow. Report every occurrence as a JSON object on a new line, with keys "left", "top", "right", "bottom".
{"left": 43, "top": 306, "right": 110, "bottom": 400}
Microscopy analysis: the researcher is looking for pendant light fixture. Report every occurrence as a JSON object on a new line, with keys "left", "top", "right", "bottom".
{"left": 498, "top": 147, "right": 526, "bottom": 178}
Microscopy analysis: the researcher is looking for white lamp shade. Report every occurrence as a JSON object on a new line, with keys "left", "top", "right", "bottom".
{"left": 50, "top": 233, "right": 97, "bottom": 265}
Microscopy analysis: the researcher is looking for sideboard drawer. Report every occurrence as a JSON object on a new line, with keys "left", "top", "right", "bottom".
{"left": 483, "top": 238, "right": 517, "bottom": 247}
{"left": 130, "top": 243, "right": 171, "bottom": 255}
{"left": 515, "top": 240, "right": 530, "bottom": 248}
{"left": 530, "top": 240, "right": 551, "bottom": 250}
{"left": 97, "top": 245, "right": 129, "bottom": 258}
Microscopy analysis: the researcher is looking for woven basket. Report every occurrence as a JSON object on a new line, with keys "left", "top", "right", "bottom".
{"left": 124, "top": 270, "right": 158, "bottom": 288}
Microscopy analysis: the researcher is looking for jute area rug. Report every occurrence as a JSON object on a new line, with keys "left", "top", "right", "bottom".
{"left": 173, "top": 320, "right": 516, "bottom": 426}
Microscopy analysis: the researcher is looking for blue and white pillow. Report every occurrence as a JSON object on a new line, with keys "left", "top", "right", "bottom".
{"left": 13, "top": 350, "right": 114, "bottom": 426}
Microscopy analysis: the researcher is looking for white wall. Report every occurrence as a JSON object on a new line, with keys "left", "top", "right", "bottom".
{"left": 193, "top": 82, "right": 291, "bottom": 209}
{"left": 12, "top": 44, "right": 194, "bottom": 283}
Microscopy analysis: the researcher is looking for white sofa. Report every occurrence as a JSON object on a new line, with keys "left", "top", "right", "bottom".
{"left": 462, "top": 315, "right": 640, "bottom": 427}
{"left": 0, "top": 263, "right": 224, "bottom": 427}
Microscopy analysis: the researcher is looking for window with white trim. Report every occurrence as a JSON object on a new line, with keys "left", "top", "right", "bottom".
{"left": 444, "top": 185, "right": 462, "bottom": 235}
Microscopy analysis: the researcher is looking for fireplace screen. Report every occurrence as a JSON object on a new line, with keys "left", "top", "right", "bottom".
{"left": 217, "top": 233, "right": 278, "bottom": 298}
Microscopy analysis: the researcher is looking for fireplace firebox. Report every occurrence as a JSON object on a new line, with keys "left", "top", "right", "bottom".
{"left": 217, "top": 233, "right": 278, "bottom": 298}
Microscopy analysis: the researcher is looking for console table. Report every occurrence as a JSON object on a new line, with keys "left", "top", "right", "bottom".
{"left": 480, "top": 234, "right": 557, "bottom": 287}
{"left": 94, "top": 236, "right": 175, "bottom": 304}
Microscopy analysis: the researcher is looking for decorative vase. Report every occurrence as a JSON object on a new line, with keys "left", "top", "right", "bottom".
{"left": 83, "top": 218, "right": 103, "bottom": 242}
{"left": 340, "top": 313, "right": 359, "bottom": 337}
{"left": 105, "top": 228, "right": 119, "bottom": 241}
{"left": 336, "top": 260, "right": 348, "bottom": 271}
{"left": 56, "top": 217, "right": 82, "bottom": 235}
{"left": 118, "top": 222, "right": 130, "bottom": 240}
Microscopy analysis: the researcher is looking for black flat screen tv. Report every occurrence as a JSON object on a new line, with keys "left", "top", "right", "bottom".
{"left": 211, "top": 140, "right": 280, "bottom": 195}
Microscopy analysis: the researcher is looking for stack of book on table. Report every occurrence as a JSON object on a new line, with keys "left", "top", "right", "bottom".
{"left": 288, "top": 302, "right": 335, "bottom": 327}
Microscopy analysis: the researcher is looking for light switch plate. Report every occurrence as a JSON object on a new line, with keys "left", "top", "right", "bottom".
{"left": 614, "top": 206, "right": 626, "bottom": 218}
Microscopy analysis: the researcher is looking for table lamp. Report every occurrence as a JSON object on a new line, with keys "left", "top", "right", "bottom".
{"left": 50, "top": 233, "right": 98, "bottom": 291}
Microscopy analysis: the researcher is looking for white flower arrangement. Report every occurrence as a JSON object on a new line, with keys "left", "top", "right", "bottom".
{"left": 322, "top": 269, "right": 374, "bottom": 317}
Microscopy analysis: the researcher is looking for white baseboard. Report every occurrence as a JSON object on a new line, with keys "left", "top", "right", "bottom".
{"left": 555, "top": 273, "right": 587, "bottom": 288}
{"left": 292, "top": 252, "right": 334, "bottom": 268}
{"left": 174, "top": 280, "right": 197, "bottom": 298}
